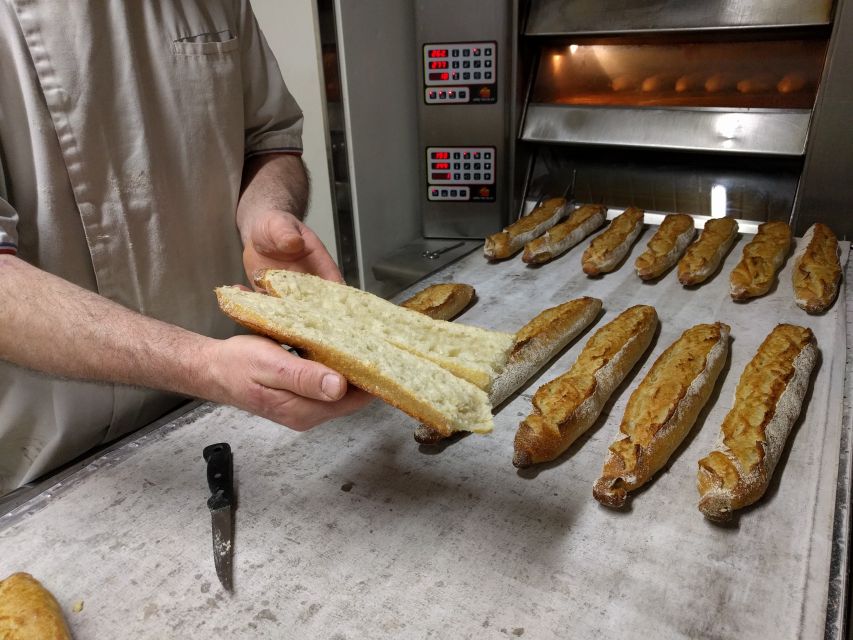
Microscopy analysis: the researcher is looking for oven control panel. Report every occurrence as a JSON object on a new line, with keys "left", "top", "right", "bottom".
{"left": 423, "top": 42, "right": 497, "bottom": 104}
{"left": 427, "top": 146, "right": 496, "bottom": 202}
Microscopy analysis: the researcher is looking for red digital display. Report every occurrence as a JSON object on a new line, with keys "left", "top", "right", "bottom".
{"left": 429, "top": 61, "right": 449, "bottom": 70}
{"left": 433, "top": 162, "right": 450, "bottom": 170}
{"left": 428, "top": 72, "right": 450, "bottom": 81}
{"left": 429, "top": 49, "right": 448, "bottom": 58}
{"left": 433, "top": 152, "right": 450, "bottom": 159}
{"left": 431, "top": 172, "right": 451, "bottom": 180}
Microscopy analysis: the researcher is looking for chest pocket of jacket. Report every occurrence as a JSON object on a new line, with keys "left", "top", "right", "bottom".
{"left": 172, "top": 29, "right": 239, "bottom": 55}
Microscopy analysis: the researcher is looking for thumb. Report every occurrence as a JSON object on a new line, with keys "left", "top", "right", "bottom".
{"left": 252, "top": 344, "right": 348, "bottom": 402}
{"left": 252, "top": 213, "right": 306, "bottom": 258}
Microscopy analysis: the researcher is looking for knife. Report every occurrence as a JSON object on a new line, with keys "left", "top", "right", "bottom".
{"left": 203, "top": 442, "right": 234, "bottom": 592}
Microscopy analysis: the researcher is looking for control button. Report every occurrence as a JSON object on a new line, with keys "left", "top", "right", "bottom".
{"left": 463, "top": 173, "right": 471, "bottom": 180}
{"left": 452, "top": 61, "right": 460, "bottom": 68}
{"left": 462, "top": 72, "right": 471, "bottom": 80}
{"left": 485, "top": 60, "right": 492, "bottom": 68}
{"left": 485, "top": 173, "right": 492, "bottom": 181}
{"left": 453, "top": 163, "right": 460, "bottom": 170}
{"left": 484, "top": 71, "right": 492, "bottom": 80}
{"left": 463, "top": 162, "right": 471, "bottom": 170}
{"left": 484, "top": 151, "right": 492, "bottom": 159}
{"left": 474, "top": 163, "right": 481, "bottom": 170}
{"left": 463, "top": 60, "right": 470, "bottom": 68}
{"left": 452, "top": 49, "right": 459, "bottom": 56}
{"left": 484, "top": 162, "right": 492, "bottom": 170}
{"left": 431, "top": 188, "right": 439, "bottom": 197}
{"left": 473, "top": 152, "right": 481, "bottom": 159}
{"left": 438, "top": 91, "right": 446, "bottom": 99}
{"left": 473, "top": 72, "right": 481, "bottom": 80}
{"left": 473, "top": 48, "right": 481, "bottom": 56}
{"left": 448, "top": 90, "right": 457, "bottom": 98}
{"left": 474, "top": 60, "right": 481, "bottom": 68}
{"left": 460, "top": 90, "right": 467, "bottom": 99}
{"left": 453, "top": 173, "right": 461, "bottom": 180}
{"left": 440, "top": 189, "right": 448, "bottom": 197}
{"left": 485, "top": 48, "right": 492, "bottom": 55}
{"left": 451, "top": 72, "right": 460, "bottom": 80}
{"left": 474, "top": 173, "right": 481, "bottom": 180}
{"left": 463, "top": 49, "right": 470, "bottom": 56}
{"left": 463, "top": 151, "right": 471, "bottom": 159}
{"left": 450, "top": 189, "right": 458, "bottom": 197}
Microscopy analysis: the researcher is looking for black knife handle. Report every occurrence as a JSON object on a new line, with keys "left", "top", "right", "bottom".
{"left": 203, "top": 443, "right": 233, "bottom": 510}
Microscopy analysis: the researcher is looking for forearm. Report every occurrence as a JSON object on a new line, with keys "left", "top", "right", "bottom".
{"left": 237, "top": 153, "right": 309, "bottom": 237}
{"left": 0, "top": 255, "right": 212, "bottom": 396}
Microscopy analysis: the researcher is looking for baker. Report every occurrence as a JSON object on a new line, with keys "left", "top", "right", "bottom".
{"left": 0, "top": 1, "right": 370, "bottom": 497}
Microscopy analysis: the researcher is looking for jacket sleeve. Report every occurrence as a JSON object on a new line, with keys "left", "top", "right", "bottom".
{"left": 0, "top": 153, "right": 19, "bottom": 255}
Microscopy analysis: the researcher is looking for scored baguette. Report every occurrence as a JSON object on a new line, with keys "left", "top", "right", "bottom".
{"left": 677, "top": 217, "right": 739, "bottom": 286}
{"left": 413, "top": 297, "right": 603, "bottom": 445}
{"left": 582, "top": 206, "right": 645, "bottom": 276}
{"left": 483, "top": 197, "right": 568, "bottom": 260}
{"left": 0, "top": 573, "right": 72, "bottom": 640}
{"left": 255, "top": 269, "right": 512, "bottom": 391}
{"left": 216, "top": 286, "right": 503, "bottom": 436}
{"left": 513, "top": 304, "right": 658, "bottom": 467}
{"left": 400, "top": 283, "right": 475, "bottom": 320}
{"left": 634, "top": 214, "right": 696, "bottom": 280}
{"left": 522, "top": 204, "right": 607, "bottom": 265}
{"left": 729, "top": 221, "right": 792, "bottom": 300}
{"left": 593, "top": 322, "right": 730, "bottom": 508}
{"left": 697, "top": 324, "right": 817, "bottom": 522}
{"left": 791, "top": 223, "right": 842, "bottom": 314}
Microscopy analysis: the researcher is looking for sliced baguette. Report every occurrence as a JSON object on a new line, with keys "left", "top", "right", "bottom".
{"left": 255, "top": 269, "right": 513, "bottom": 391}
{"left": 483, "top": 197, "right": 568, "bottom": 260}
{"left": 513, "top": 304, "right": 658, "bottom": 467}
{"left": 729, "top": 221, "right": 792, "bottom": 300}
{"left": 522, "top": 204, "right": 607, "bottom": 265}
{"left": 791, "top": 223, "right": 842, "bottom": 314}
{"left": 677, "top": 217, "right": 739, "bottom": 286}
{"left": 697, "top": 324, "right": 817, "bottom": 522}
{"left": 413, "top": 297, "right": 603, "bottom": 444}
{"left": 634, "top": 213, "right": 696, "bottom": 280}
{"left": 0, "top": 573, "right": 72, "bottom": 640}
{"left": 594, "top": 322, "right": 730, "bottom": 508}
{"left": 582, "top": 206, "right": 645, "bottom": 276}
{"left": 216, "top": 286, "right": 497, "bottom": 436}
{"left": 400, "top": 283, "right": 475, "bottom": 320}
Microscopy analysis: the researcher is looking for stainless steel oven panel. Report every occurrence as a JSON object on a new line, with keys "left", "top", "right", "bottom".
{"left": 521, "top": 105, "right": 811, "bottom": 156}
{"left": 526, "top": 0, "right": 833, "bottom": 36}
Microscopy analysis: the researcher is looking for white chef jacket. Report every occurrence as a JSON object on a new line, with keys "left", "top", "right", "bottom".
{"left": 0, "top": 0, "right": 304, "bottom": 494}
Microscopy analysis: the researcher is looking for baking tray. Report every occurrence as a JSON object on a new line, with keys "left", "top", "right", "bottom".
{"left": 0, "top": 227, "right": 849, "bottom": 639}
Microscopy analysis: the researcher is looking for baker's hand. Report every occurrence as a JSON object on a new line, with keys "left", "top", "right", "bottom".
{"left": 203, "top": 334, "right": 372, "bottom": 430}
{"left": 241, "top": 209, "right": 343, "bottom": 285}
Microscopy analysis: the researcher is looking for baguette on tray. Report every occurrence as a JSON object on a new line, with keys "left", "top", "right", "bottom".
{"left": 522, "top": 204, "right": 607, "bottom": 265}
{"left": 791, "top": 223, "right": 842, "bottom": 314}
{"left": 412, "top": 297, "right": 603, "bottom": 444}
{"left": 483, "top": 197, "right": 568, "bottom": 260}
{"left": 582, "top": 206, "right": 645, "bottom": 276}
{"left": 677, "top": 217, "right": 739, "bottom": 286}
{"left": 513, "top": 304, "right": 658, "bottom": 467}
{"left": 0, "top": 572, "right": 72, "bottom": 640}
{"left": 218, "top": 278, "right": 514, "bottom": 437}
{"left": 400, "top": 283, "right": 475, "bottom": 320}
{"left": 593, "top": 322, "right": 730, "bottom": 508}
{"left": 697, "top": 324, "right": 817, "bottom": 522}
{"left": 634, "top": 213, "right": 696, "bottom": 280}
{"left": 729, "top": 220, "right": 792, "bottom": 301}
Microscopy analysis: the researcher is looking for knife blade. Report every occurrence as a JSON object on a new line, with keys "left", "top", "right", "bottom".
{"left": 203, "top": 442, "right": 234, "bottom": 592}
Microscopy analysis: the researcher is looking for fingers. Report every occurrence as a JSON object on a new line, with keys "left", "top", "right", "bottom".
{"left": 249, "top": 342, "right": 349, "bottom": 402}
{"left": 253, "top": 213, "right": 306, "bottom": 258}
{"left": 255, "top": 387, "right": 373, "bottom": 431}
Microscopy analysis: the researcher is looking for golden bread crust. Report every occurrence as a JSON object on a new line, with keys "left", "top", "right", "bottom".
{"left": 400, "top": 283, "right": 475, "bottom": 320}
{"left": 697, "top": 324, "right": 816, "bottom": 521}
{"left": 0, "top": 573, "right": 71, "bottom": 640}
{"left": 522, "top": 204, "right": 607, "bottom": 265}
{"left": 593, "top": 322, "right": 730, "bottom": 507}
{"left": 677, "top": 217, "right": 738, "bottom": 286}
{"left": 729, "top": 221, "right": 792, "bottom": 300}
{"left": 582, "top": 207, "right": 645, "bottom": 275}
{"left": 483, "top": 197, "right": 567, "bottom": 260}
{"left": 792, "top": 223, "right": 841, "bottom": 314}
{"left": 634, "top": 214, "right": 695, "bottom": 280}
{"left": 513, "top": 305, "right": 657, "bottom": 466}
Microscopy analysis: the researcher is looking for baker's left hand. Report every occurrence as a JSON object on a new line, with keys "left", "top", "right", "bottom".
{"left": 241, "top": 209, "right": 343, "bottom": 285}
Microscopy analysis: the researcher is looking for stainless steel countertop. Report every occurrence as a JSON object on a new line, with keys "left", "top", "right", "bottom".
{"left": 1, "top": 230, "right": 850, "bottom": 639}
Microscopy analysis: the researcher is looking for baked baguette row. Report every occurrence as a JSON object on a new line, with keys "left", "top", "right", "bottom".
{"left": 255, "top": 269, "right": 511, "bottom": 391}
{"left": 483, "top": 197, "right": 568, "bottom": 260}
{"left": 677, "top": 217, "right": 739, "bottom": 286}
{"left": 582, "top": 206, "right": 645, "bottom": 276}
{"left": 593, "top": 322, "right": 730, "bottom": 508}
{"left": 697, "top": 324, "right": 817, "bottom": 522}
{"left": 634, "top": 213, "right": 696, "bottom": 280}
{"left": 522, "top": 204, "right": 607, "bottom": 265}
{"left": 400, "top": 283, "right": 475, "bottom": 320}
{"left": 729, "top": 220, "right": 792, "bottom": 300}
{"left": 217, "top": 284, "right": 513, "bottom": 436}
{"left": 0, "top": 572, "right": 71, "bottom": 640}
{"left": 413, "top": 297, "right": 603, "bottom": 444}
{"left": 513, "top": 305, "right": 658, "bottom": 468}
{"left": 791, "top": 223, "right": 842, "bottom": 314}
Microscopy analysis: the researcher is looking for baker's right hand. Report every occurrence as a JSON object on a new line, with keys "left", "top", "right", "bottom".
{"left": 202, "top": 335, "right": 372, "bottom": 430}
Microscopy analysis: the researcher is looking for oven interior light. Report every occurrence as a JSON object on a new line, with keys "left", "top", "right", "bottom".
{"left": 569, "top": 44, "right": 579, "bottom": 54}
{"left": 710, "top": 184, "right": 727, "bottom": 218}
{"left": 551, "top": 53, "right": 563, "bottom": 71}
